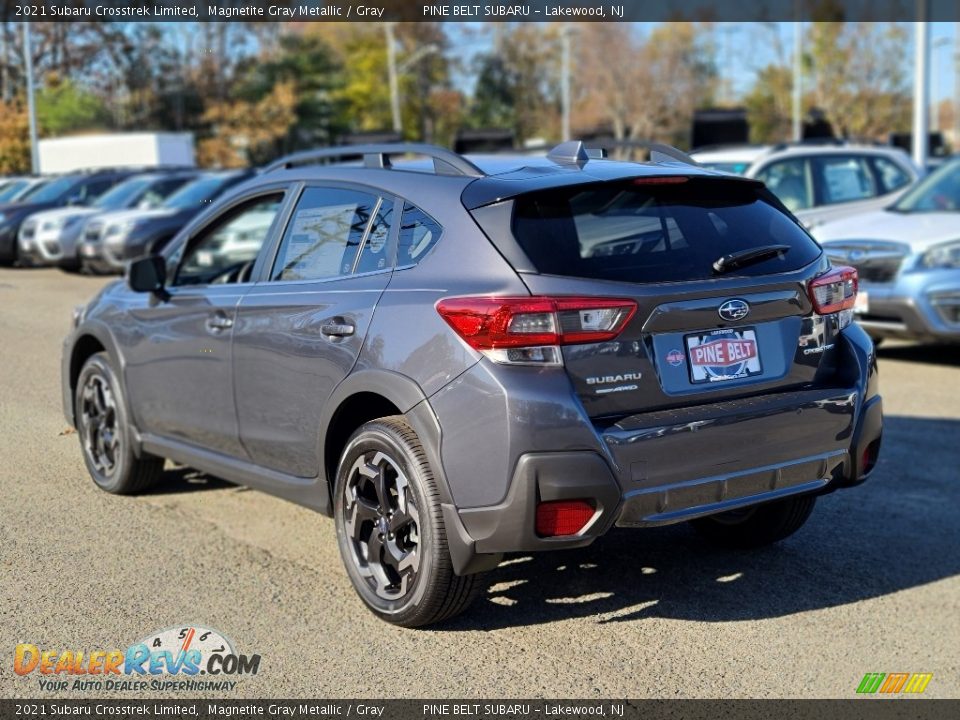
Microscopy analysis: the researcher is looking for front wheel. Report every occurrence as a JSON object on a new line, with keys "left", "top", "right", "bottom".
{"left": 333, "top": 416, "right": 483, "bottom": 627}
{"left": 75, "top": 352, "right": 164, "bottom": 494}
{"left": 689, "top": 495, "right": 816, "bottom": 548}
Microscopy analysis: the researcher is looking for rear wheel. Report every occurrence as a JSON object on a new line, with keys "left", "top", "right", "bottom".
{"left": 690, "top": 495, "right": 816, "bottom": 548}
{"left": 333, "top": 416, "right": 483, "bottom": 627}
{"left": 75, "top": 352, "right": 164, "bottom": 494}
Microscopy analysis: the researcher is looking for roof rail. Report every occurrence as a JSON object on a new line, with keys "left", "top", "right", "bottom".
{"left": 544, "top": 139, "right": 698, "bottom": 167}
{"left": 585, "top": 139, "right": 699, "bottom": 166}
{"left": 264, "top": 143, "right": 486, "bottom": 178}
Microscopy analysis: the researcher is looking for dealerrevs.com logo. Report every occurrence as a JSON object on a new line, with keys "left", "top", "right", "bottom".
{"left": 14, "top": 625, "right": 261, "bottom": 692}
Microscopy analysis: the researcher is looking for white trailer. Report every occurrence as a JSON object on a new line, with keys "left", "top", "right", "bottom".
{"left": 37, "top": 133, "right": 195, "bottom": 174}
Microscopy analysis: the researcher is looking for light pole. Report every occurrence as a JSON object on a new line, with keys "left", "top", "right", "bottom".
{"left": 931, "top": 36, "right": 949, "bottom": 133}
{"left": 385, "top": 22, "right": 401, "bottom": 135}
{"left": 718, "top": 24, "right": 737, "bottom": 105}
{"left": 23, "top": 22, "right": 39, "bottom": 174}
{"left": 792, "top": 20, "right": 803, "bottom": 141}
{"left": 384, "top": 23, "right": 438, "bottom": 138}
{"left": 912, "top": 16, "right": 930, "bottom": 169}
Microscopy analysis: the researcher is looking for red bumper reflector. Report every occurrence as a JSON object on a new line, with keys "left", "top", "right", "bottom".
{"left": 535, "top": 500, "right": 596, "bottom": 537}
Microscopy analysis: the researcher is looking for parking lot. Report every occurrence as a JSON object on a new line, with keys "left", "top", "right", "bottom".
{"left": 1, "top": 267, "right": 958, "bottom": 699}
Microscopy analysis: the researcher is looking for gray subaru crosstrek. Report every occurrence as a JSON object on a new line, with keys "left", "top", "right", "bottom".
{"left": 61, "top": 142, "right": 882, "bottom": 627}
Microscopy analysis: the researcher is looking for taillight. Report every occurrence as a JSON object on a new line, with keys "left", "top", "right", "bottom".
{"left": 535, "top": 500, "right": 596, "bottom": 537}
{"left": 808, "top": 266, "right": 858, "bottom": 314}
{"left": 435, "top": 296, "right": 637, "bottom": 366}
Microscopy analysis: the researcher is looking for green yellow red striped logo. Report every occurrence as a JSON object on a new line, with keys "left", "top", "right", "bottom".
{"left": 857, "top": 672, "right": 933, "bottom": 694}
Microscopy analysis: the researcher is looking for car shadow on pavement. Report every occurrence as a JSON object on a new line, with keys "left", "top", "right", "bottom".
{"left": 877, "top": 343, "right": 960, "bottom": 367}
{"left": 443, "top": 415, "right": 960, "bottom": 631}
{"left": 140, "top": 465, "right": 234, "bottom": 495}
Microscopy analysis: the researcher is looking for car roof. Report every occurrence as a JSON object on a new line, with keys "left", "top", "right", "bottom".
{"left": 691, "top": 146, "right": 772, "bottom": 164}
{"left": 242, "top": 145, "right": 751, "bottom": 212}
{"left": 763, "top": 144, "right": 911, "bottom": 159}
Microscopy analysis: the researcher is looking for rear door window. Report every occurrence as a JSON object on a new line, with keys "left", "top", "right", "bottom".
{"left": 353, "top": 199, "right": 394, "bottom": 274}
{"left": 508, "top": 177, "right": 821, "bottom": 283}
{"left": 271, "top": 187, "right": 379, "bottom": 281}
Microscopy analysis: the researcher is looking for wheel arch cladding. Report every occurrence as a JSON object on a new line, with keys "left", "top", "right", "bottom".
{"left": 323, "top": 391, "right": 404, "bottom": 496}
{"left": 69, "top": 335, "right": 108, "bottom": 411}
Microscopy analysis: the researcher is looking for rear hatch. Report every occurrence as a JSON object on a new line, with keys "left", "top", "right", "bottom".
{"left": 471, "top": 175, "right": 843, "bottom": 421}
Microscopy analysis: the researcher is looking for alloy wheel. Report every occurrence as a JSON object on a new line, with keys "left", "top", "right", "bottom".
{"left": 341, "top": 450, "right": 421, "bottom": 600}
{"left": 79, "top": 373, "right": 120, "bottom": 476}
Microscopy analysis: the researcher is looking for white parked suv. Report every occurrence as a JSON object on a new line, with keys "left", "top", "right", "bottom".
{"left": 692, "top": 143, "right": 921, "bottom": 229}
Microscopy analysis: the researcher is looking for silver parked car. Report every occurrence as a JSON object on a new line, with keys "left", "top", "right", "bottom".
{"left": 692, "top": 143, "right": 921, "bottom": 230}
{"left": 814, "top": 156, "right": 960, "bottom": 344}
{"left": 18, "top": 171, "right": 198, "bottom": 270}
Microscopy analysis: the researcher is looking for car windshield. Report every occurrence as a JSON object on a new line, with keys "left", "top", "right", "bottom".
{"left": 163, "top": 175, "right": 230, "bottom": 210}
{"left": 92, "top": 177, "right": 152, "bottom": 209}
{"left": 9, "top": 179, "right": 50, "bottom": 201}
{"left": 891, "top": 158, "right": 960, "bottom": 212}
{"left": 20, "top": 176, "right": 78, "bottom": 204}
{"left": 0, "top": 180, "right": 29, "bottom": 202}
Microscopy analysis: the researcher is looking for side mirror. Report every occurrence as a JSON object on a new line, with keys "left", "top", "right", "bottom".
{"left": 66, "top": 194, "right": 84, "bottom": 206}
{"left": 128, "top": 255, "right": 167, "bottom": 296}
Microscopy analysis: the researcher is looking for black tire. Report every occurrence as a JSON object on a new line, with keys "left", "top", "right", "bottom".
{"left": 0, "top": 243, "right": 17, "bottom": 267}
{"left": 690, "top": 495, "right": 817, "bottom": 548}
{"left": 75, "top": 352, "right": 164, "bottom": 495}
{"left": 333, "top": 416, "right": 484, "bottom": 627}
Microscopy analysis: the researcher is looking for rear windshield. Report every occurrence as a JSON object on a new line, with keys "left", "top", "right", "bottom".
{"left": 509, "top": 178, "right": 821, "bottom": 283}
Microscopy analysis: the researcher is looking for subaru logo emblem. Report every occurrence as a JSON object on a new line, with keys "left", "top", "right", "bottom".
{"left": 718, "top": 299, "right": 750, "bottom": 322}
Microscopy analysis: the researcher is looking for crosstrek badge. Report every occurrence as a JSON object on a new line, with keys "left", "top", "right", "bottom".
{"left": 686, "top": 328, "right": 763, "bottom": 383}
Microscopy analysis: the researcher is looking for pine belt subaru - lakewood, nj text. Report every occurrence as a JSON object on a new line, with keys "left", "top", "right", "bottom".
{"left": 61, "top": 142, "right": 882, "bottom": 627}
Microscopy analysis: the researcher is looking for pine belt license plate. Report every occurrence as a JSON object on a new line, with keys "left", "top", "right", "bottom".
{"left": 685, "top": 327, "right": 763, "bottom": 384}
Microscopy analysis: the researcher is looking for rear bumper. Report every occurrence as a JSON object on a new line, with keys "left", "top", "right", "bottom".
{"left": 441, "top": 326, "right": 881, "bottom": 573}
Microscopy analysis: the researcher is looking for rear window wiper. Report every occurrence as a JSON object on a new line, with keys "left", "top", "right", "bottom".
{"left": 713, "top": 244, "right": 791, "bottom": 274}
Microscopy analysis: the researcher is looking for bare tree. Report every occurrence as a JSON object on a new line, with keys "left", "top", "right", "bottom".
{"left": 574, "top": 23, "right": 716, "bottom": 149}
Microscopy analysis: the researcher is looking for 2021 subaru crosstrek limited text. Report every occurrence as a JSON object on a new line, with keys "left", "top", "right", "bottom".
{"left": 62, "top": 143, "right": 882, "bottom": 627}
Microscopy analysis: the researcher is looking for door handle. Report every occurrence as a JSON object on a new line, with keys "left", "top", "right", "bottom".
{"left": 320, "top": 322, "right": 355, "bottom": 337}
{"left": 205, "top": 311, "right": 234, "bottom": 333}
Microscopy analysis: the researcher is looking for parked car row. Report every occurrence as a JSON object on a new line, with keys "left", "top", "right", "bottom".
{"left": 0, "top": 167, "right": 254, "bottom": 273}
{"left": 692, "top": 142, "right": 959, "bottom": 344}
{"left": 690, "top": 142, "right": 922, "bottom": 229}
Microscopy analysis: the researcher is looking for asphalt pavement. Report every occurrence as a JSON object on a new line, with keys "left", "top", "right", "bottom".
{"left": 1, "top": 268, "right": 958, "bottom": 699}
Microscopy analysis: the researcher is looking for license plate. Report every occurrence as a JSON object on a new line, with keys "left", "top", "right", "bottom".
{"left": 685, "top": 327, "right": 763, "bottom": 384}
{"left": 80, "top": 244, "right": 97, "bottom": 257}
{"left": 854, "top": 290, "right": 869, "bottom": 315}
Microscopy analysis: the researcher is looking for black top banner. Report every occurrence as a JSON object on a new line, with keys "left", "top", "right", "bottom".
{"left": 3, "top": 0, "right": 960, "bottom": 23}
